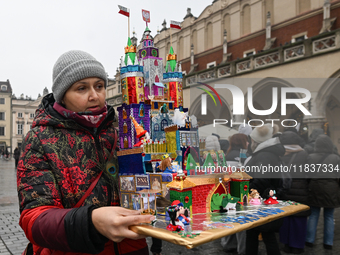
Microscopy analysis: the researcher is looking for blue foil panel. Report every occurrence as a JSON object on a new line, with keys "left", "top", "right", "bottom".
{"left": 163, "top": 72, "right": 183, "bottom": 80}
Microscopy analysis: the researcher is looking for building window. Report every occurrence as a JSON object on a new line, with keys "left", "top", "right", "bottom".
{"left": 158, "top": 87, "right": 163, "bottom": 96}
{"left": 18, "top": 112, "right": 23, "bottom": 118}
{"left": 118, "top": 84, "right": 121, "bottom": 94}
{"left": 161, "top": 119, "right": 168, "bottom": 131}
{"left": 0, "top": 112, "right": 4, "bottom": 120}
{"left": 30, "top": 113, "right": 35, "bottom": 118}
{"left": 0, "top": 98, "right": 4, "bottom": 104}
{"left": 291, "top": 32, "right": 308, "bottom": 43}
{"left": 154, "top": 124, "right": 159, "bottom": 131}
{"left": 0, "top": 127, "right": 4, "bottom": 136}
{"left": 1, "top": 85, "right": 7, "bottom": 91}
{"left": 207, "top": 61, "right": 216, "bottom": 69}
{"left": 243, "top": 49, "right": 256, "bottom": 58}
{"left": 18, "top": 124, "right": 23, "bottom": 135}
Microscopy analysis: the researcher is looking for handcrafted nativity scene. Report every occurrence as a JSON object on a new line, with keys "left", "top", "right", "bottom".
{"left": 114, "top": 25, "right": 286, "bottom": 228}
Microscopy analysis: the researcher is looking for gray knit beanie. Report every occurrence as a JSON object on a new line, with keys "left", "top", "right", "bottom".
{"left": 52, "top": 50, "right": 107, "bottom": 103}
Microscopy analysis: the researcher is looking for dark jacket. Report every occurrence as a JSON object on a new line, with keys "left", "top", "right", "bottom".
{"left": 226, "top": 146, "right": 246, "bottom": 164}
{"left": 307, "top": 135, "right": 340, "bottom": 208}
{"left": 280, "top": 131, "right": 310, "bottom": 216}
{"left": 17, "top": 94, "right": 147, "bottom": 255}
{"left": 247, "top": 137, "right": 286, "bottom": 199}
{"left": 304, "top": 128, "right": 324, "bottom": 154}
{"left": 13, "top": 148, "right": 20, "bottom": 160}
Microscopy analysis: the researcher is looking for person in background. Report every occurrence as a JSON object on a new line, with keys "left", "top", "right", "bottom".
{"left": 278, "top": 131, "right": 309, "bottom": 254}
{"left": 304, "top": 128, "right": 324, "bottom": 154}
{"left": 225, "top": 133, "right": 249, "bottom": 164}
{"left": 238, "top": 123, "right": 252, "bottom": 136}
{"left": 13, "top": 147, "right": 20, "bottom": 169}
{"left": 305, "top": 134, "right": 340, "bottom": 250}
{"left": 245, "top": 123, "right": 285, "bottom": 255}
{"left": 238, "top": 124, "right": 253, "bottom": 156}
{"left": 219, "top": 139, "right": 229, "bottom": 155}
{"left": 205, "top": 134, "right": 221, "bottom": 151}
{"left": 17, "top": 50, "right": 152, "bottom": 255}
{"left": 220, "top": 133, "right": 249, "bottom": 255}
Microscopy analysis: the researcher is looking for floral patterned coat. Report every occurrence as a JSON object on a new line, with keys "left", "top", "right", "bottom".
{"left": 17, "top": 93, "right": 148, "bottom": 255}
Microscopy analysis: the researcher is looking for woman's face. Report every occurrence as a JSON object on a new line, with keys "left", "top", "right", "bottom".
{"left": 62, "top": 77, "right": 106, "bottom": 112}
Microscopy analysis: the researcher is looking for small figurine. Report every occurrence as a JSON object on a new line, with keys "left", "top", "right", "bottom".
{"left": 166, "top": 205, "right": 183, "bottom": 232}
{"left": 171, "top": 200, "right": 191, "bottom": 228}
{"left": 264, "top": 189, "right": 279, "bottom": 205}
{"left": 130, "top": 116, "right": 150, "bottom": 147}
{"left": 222, "top": 194, "right": 240, "bottom": 210}
{"left": 249, "top": 189, "right": 262, "bottom": 205}
{"left": 159, "top": 154, "right": 177, "bottom": 174}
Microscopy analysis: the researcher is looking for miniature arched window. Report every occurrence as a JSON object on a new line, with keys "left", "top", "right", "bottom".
{"left": 123, "top": 122, "right": 128, "bottom": 133}
{"left": 154, "top": 123, "right": 159, "bottom": 131}
{"left": 144, "top": 41, "right": 147, "bottom": 47}
{"left": 122, "top": 108, "right": 127, "bottom": 119}
{"left": 148, "top": 41, "right": 151, "bottom": 46}
{"left": 161, "top": 119, "right": 168, "bottom": 131}
{"left": 124, "top": 137, "right": 128, "bottom": 148}
{"left": 139, "top": 104, "right": 145, "bottom": 117}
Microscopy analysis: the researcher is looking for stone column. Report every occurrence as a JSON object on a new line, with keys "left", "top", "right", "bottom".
{"left": 263, "top": 12, "right": 276, "bottom": 50}
{"left": 320, "top": 0, "right": 336, "bottom": 33}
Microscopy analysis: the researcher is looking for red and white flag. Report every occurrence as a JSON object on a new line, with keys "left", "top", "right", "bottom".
{"left": 142, "top": 9, "right": 150, "bottom": 23}
{"left": 118, "top": 5, "right": 130, "bottom": 17}
{"left": 170, "top": 20, "right": 181, "bottom": 30}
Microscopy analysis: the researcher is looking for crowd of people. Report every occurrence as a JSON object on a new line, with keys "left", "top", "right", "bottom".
{"left": 204, "top": 124, "right": 340, "bottom": 255}
{"left": 15, "top": 49, "right": 340, "bottom": 255}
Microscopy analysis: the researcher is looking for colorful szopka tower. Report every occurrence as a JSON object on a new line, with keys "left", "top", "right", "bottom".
{"left": 118, "top": 37, "right": 150, "bottom": 149}
{"left": 163, "top": 46, "right": 183, "bottom": 108}
{"left": 138, "top": 27, "right": 164, "bottom": 99}
{"left": 120, "top": 37, "right": 145, "bottom": 104}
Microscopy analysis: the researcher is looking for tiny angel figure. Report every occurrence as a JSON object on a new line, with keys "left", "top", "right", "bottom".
{"left": 249, "top": 189, "right": 262, "bottom": 205}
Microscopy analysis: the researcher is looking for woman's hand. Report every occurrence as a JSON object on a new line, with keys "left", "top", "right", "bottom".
{"left": 92, "top": 206, "right": 154, "bottom": 242}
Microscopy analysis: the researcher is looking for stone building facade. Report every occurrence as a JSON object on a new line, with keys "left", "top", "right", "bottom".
{"left": 150, "top": 0, "right": 340, "bottom": 151}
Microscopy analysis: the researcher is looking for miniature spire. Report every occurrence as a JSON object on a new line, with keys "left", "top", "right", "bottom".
{"left": 130, "top": 116, "right": 147, "bottom": 138}
{"left": 124, "top": 37, "right": 136, "bottom": 66}
{"left": 165, "top": 46, "right": 177, "bottom": 72}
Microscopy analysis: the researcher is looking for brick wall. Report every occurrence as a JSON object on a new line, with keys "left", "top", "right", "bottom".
{"left": 191, "top": 184, "right": 215, "bottom": 214}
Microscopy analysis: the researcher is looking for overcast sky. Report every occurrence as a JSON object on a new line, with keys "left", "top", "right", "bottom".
{"left": 0, "top": 0, "right": 209, "bottom": 99}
